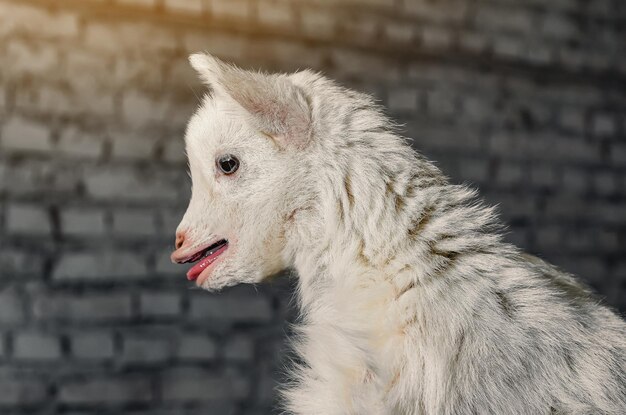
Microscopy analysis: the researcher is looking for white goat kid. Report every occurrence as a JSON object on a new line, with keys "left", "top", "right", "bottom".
{"left": 171, "top": 53, "right": 626, "bottom": 415}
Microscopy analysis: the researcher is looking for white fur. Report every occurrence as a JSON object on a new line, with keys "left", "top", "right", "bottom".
{"left": 175, "top": 54, "right": 626, "bottom": 414}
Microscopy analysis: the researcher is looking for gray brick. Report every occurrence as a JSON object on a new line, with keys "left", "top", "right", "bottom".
{"left": 529, "top": 165, "right": 557, "bottom": 188}
{"left": 161, "top": 369, "right": 249, "bottom": 401}
{"left": 111, "top": 134, "right": 155, "bottom": 160}
{"left": 61, "top": 208, "right": 106, "bottom": 236}
{"left": 534, "top": 226, "right": 562, "bottom": 251}
{"left": 140, "top": 292, "right": 181, "bottom": 317}
{"left": 210, "top": 0, "right": 251, "bottom": 20}
{"left": 461, "top": 96, "right": 493, "bottom": 123}
{"left": 224, "top": 336, "right": 254, "bottom": 361}
{"left": 122, "top": 91, "right": 191, "bottom": 128}
{"left": 526, "top": 42, "right": 553, "bottom": 65}
{"left": 388, "top": 88, "right": 419, "bottom": 112}
{"left": 15, "top": 85, "right": 70, "bottom": 115}
{"left": 0, "top": 286, "right": 25, "bottom": 324}
{"left": 504, "top": 228, "right": 530, "bottom": 249}
{"left": 1, "top": 116, "right": 51, "bottom": 152}
{"left": 540, "top": 13, "right": 577, "bottom": 39}
{"left": 59, "top": 377, "right": 153, "bottom": 404}
{"left": 161, "top": 209, "right": 185, "bottom": 234}
{"left": 349, "top": 0, "right": 395, "bottom": 6}
{"left": 190, "top": 293, "right": 273, "bottom": 323}
{"left": 593, "top": 172, "right": 617, "bottom": 195}
{"left": 114, "top": 55, "right": 165, "bottom": 87}
{"left": 84, "top": 168, "right": 180, "bottom": 201}
{"left": 112, "top": 210, "right": 157, "bottom": 236}
{"left": 122, "top": 336, "right": 170, "bottom": 363}
{"left": 0, "top": 3, "right": 78, "bottom": 38}
{"left": 587, "top": 50, "right": 612, "bottom": 71}
{"left": 162, "top": 138, "right": 186, "bottom": 163}
{"left": 253, "top": 38, "right": 325, "bottom": 70}
{"left": 6, "top": 204, "right": 51, "bottom": 235}
{"left": 85, "top": 21, "right": 178, "bottom": 53}
{"left": 597, "top": 202, "right": 626, "bottom": 225}
{"left": 544, "top": 196, "right": 588, "bottom": 220}
{"left": 71, "top": 333, "right": 114, "bottom": 359}
{"left": 496, "top": 163, "right": 525, "bottom": 186}
{"left": 490, "top": 194, "right": 535, "bottom": 219}
{"left": 0, "top": 379, "right": 48, "bottom": 405}
{"left": 177, "top": 335, "right": 217, "bottom": 360}
{"left": 564, "top": 258, "right": 607, "bottom": 286}
{"left": 53, "top": 252, "right": 147, "bottom": 281}
{"left": 591, "top": 113, "right": 616, "bottom": 137}
{"left": 526, "top": 102, "right": 553, "bottom": 126}
{"left": 474, "top": 6, "right": 535, "bottom": 32}
{"left": 300, "top": 8, "right": 335, "bottom": 37}
{"left": 459, "top": 31, "right": 489, "bottom": 53}
{"left": 330, "top": 49, "right": 400, "bottom": 81}
{"left": 13, "top": 332, "right": 61, "bottom": 360}
{"left": 415, "top": 126, "right": 482, "bottom": 152}
{"left": 404, "top": 0, "right": 468, "bottom": 22}
{"left": 73, "top": 87, "right": 116, "bottom": 117}
{"left": 564, "top": 229, "right": 594, "bottom": 252}
{"left": 257, "top": 1, "right": 293, "bottom": 27}
{"left": 426, "top": 90, "right": 456, "bottom": 116}
{"left": 384, "top": 23, "right": 415, "bottom": 43}
{"left": 421, "top": 25, "right": 452, "bottom": 49}
{"left": 119, "top": 0, "right": 158, "bottom": 7}
{"left": 613, "top": 261, "right": 626, "bottom": 280}
{"left": 558, "top": 47, "right": 585, "bottom": 69}
{"left": 57, "top": 128, "right": 104, "bottom": 159}
{"left": 458, "top": 159, "right": 488, "bottom": 183}
{"left": 562, "top": 168, "right": 589, "bottom": 193}
{"left": 183, "top": 31, "right": 247, "bottom": 61}
{"left": 0, "top": 249, "right": 44, "bottom": 276}
{"left": 34, "top": 293, "right": 132, "bottom": 321}
{"left": 611, "top": 143, "right": 626, "bottom": 165}
{"left": 558, "top": 108, "right": 585, "bottom": 133}
{"left": 167, "top": 58, "right": 200, "bottom": 89}
{"left": 595, "top": 230, "right": 619, "bottom": 252}
{"left": 0, "top": 162, "right": 5, "bottom": 186}
{"left": 164, "top": 0, "right": 204, "bottom": 14}
{"left": 493, "top": 36, "right": 526, "bottom": 60}
{"left": 156, "top": 249, "right": 182, "bottom": 274}
{"left": 5, "top": 40, "right": 58, "bottom": 76}
{"left": 554, "top": 138, "right": 600, "bottom": 164}
{"left": 344, "top": 18, "right": 378, "bottom": 40}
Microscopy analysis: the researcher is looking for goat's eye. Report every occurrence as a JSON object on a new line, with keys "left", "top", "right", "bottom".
{"left": 216, "top": 154, "right": 239, "bottom": 175}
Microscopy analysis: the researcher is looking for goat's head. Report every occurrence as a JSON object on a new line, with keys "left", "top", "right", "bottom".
{"left": 171, "top": 53, "right": 315, "bottom": 290}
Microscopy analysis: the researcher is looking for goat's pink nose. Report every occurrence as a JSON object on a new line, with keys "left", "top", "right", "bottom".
{"left": 175, "top": 231, "right": 186, "bottom": 250}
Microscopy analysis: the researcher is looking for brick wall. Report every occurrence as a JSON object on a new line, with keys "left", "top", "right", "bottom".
{"left": 0, "top": 0, "right": 624, "bottom": 413}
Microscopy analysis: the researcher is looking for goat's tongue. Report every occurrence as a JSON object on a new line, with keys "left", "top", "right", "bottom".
{"left": 186, "top": 243, "right": 228, "bottom": 281}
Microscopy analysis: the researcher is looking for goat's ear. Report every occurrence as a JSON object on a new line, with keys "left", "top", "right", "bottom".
{"left": 189, "top": 53, "right": 312, "bottom": 149}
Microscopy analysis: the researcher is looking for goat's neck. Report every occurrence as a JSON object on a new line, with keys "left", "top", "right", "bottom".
{"left": 288, "top": 145, "right": 501, "bottom": 318}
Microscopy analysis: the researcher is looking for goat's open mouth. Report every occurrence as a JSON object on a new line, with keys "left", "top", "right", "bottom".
{"left": 181, "top": 239, "right": 229, "bottom": 282}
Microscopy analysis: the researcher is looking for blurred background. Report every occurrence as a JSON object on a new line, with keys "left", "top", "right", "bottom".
{"left": 0, "top": 0, "right": 624, "bottom": 413}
